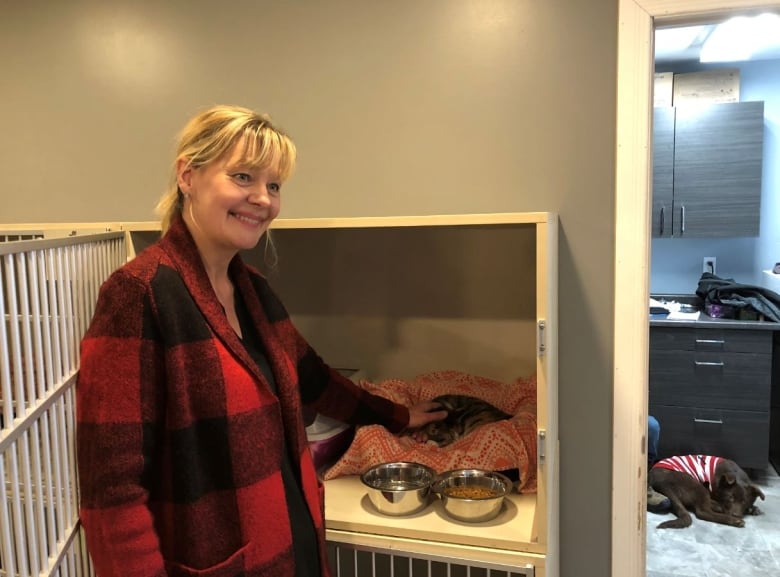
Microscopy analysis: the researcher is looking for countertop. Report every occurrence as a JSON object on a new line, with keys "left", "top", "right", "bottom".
{"left": 650, "top": 294, "right": 780, "bottom": 330}
{"left": 650, "top": 313, "right": 780, "bottom": 330}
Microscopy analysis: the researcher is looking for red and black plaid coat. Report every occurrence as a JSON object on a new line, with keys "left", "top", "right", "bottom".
{"left": 77, "top": 215, "right": 409, "bottom": 577}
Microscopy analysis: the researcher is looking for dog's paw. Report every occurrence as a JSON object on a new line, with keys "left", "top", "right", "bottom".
{"left": 748, "top": 506, "right": 763, "bottom": 516}
{"left": 733, "top": 518, "right": 746, "bottom": 528}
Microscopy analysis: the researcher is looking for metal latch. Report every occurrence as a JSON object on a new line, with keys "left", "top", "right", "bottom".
{"left": 537, "top": 320, "right": 546, "bottom": 356}
{"left": 538, "top": 429, "right": 546, "bottom": 464}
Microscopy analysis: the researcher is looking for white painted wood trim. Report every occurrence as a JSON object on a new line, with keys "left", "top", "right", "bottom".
{"left": 537, "top": 214, "right": 559, "bottom": 577}
{"left": 271, "top": 212, "right": 552, "bottom": 229}
{"left": 640, "top": 0, "right": 779, "bottom": 16}
{"left": 0, "top": 222, "right": 122, "bottom": 232}
{"left": 614, "top": 1, "right": 780, "bottom": 576}
{"left": 614, "top": 5, "right": 653, "bottom": 577}
{"left": 2, "top": 213, "right": 552, "bottom": 233}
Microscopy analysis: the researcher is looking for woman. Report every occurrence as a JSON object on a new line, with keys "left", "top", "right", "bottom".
{"left": 77, "top": 104, "right": 446, "bottom": 577}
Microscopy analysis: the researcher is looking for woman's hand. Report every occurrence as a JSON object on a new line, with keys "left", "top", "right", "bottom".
{"left": 406, "top": 400, "right": 447, "bottom": 431}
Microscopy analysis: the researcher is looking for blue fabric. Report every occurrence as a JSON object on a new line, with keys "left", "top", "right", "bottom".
{"left": 648, "top": 415, "right": 660, "bottom": 466}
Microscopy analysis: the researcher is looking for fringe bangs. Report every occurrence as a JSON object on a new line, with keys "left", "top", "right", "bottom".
{"left": 238, "top": 124, "right": 296, "bottom": 181}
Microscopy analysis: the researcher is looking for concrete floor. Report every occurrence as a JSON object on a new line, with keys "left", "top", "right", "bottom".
{"left": 646, "top": 465, "right": 780, "bottom": 577}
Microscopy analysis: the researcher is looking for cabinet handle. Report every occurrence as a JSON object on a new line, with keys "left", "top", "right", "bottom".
{"left": 694, "top": 418, "right": 723, "bottom": 425}
{"left": 659, "top": 206, "right": 665, "bottom": 236}
{"left": 694, "top": 361, "right": 724, "bottom": 367}
{"left": 696, "top": 339, "right": 725, "bottom": 345}
{"left": 680, "top": 205, "right": 685, "bottom": 235}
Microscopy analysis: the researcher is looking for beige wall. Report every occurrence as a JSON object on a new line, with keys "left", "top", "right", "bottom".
{"left": 0, "top": 1, "right": 618, "bottom": 575}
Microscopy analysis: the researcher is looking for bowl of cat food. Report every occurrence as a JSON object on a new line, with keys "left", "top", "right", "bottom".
{"left": 433, "top": 469, "right": 512, "bottom": 523}
{"left": 361, "top": 461, "right": 436, "bottom": 516}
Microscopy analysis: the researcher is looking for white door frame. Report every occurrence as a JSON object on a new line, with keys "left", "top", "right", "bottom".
{"left": 614, "top": 1, "right": 780, "bottom": 575}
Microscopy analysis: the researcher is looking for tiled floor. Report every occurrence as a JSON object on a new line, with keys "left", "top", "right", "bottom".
{"left": 646, "top": 465, "right": 780, "bottom": 577}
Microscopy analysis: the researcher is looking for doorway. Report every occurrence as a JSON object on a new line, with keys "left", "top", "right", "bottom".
{"left": 614, "top": 1, "right": 780, "bottom": 576}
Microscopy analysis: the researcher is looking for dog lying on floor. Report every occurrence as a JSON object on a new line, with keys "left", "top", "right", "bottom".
{"left": 648, "top": 455, "right": 765, "bottom": 529}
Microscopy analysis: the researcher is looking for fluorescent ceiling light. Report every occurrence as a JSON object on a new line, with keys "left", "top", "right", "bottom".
{"left": 655, "top": 26, "right": 706, "bottom": 54}
{"left": 700, "top": 13, "right": 780, "bottom": 62}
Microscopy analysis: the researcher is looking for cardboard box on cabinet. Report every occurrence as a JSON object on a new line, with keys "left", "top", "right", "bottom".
{"left": 672, "top": 68, "right": 740, "bottom": 104}
{"left": 654, "top": 72, "right": 674, "bottom": 107}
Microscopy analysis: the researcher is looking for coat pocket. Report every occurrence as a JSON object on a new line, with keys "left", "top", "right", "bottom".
{"left": 165, "top": 543, "right": 248, "bottom": 577}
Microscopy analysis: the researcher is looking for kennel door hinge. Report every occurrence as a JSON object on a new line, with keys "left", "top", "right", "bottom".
{"left": 537, "top": 320, "right": 546, "bottom": 357}
{"left": 537, "top": 429, "right": 546, "bottom": 464}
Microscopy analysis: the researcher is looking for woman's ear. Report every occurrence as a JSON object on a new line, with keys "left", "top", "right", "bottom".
{"left": 176, "top": 158, "right": 193, "bottom": 194}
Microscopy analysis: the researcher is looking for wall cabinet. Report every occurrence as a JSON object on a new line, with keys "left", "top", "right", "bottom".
{"left": 652, "top": 101, "right": 764, "bottom": 238}
{"left": 649, "top": 325, "right": 771, "bottom": 470}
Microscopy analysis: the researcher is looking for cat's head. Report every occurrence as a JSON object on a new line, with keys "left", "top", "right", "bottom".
{"left": 420, "top": 419, "right": 463, "bottom": 447}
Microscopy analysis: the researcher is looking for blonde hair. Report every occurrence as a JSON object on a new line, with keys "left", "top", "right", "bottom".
{"left": 156, "top": 104, "right": 297, "bottom": 233}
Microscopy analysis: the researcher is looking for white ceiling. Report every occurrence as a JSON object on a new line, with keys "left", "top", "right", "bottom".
{"left": 655, "top": 21, "right": 780, "bottom": 65}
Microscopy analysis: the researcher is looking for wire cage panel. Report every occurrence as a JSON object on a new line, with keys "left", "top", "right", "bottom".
{"left": 1, "top": 233, "right": 125, "bottom": 577}
{"left": 327, "top": 541, "right": 535, "bottom": 577}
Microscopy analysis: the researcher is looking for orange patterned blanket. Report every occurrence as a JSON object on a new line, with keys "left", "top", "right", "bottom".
{"left": 323, "top": 370, "right": 538, "bottom": 493}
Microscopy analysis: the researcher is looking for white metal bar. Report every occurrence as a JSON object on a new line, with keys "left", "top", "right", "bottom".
{"left": 17, "top": 252, "right": 36, "bottom": 419}
{"left": 45, "top": 248, "right": 64, "bottom": 391}
{"left": 60, "top": 245, "right": 76, "bottom": 377}
{"left": 0, "top": 455, "right": 17, "bottom": 577}
{"left": 53, "top": 246, "right": 70, "bottom": 380}
{"left": 19, "top": 428, "right": 41, "bottom": 577}
{"left": 49, "top": 399, "right": 66, "bottom": 540}
{"left": 6, "top": 254, "right": 27, "bottom": 424}
{"left": 41, "top": 411, "right": 56, "bottom": 559}
{"left": 37, "top": 250, "right": 55, "bottom": 400}
{"left": 28, "top": 251, "right": 47, "bottom": 401}
{"left": 63, "top": 386, "right": 78, "bottom": 524}
{"left": 1, "top": 257, "right": 13, "bottom": 429}
{"left": 81, "top": 243, "right": 92, "bottom": 341}
{"left": 74, "top": 243, "right": 84, "bottom": 364}
{"left": 9, "top": 442, "right": 31, "bottom": 577}
{"left": 95, "top": 241, "right": 106, "bottom": 310}
{"left": 70, "top": 245, "right": 84, "bottom": 344}
{"left": 29, "top": 419, "right": 49, "bottom": 576}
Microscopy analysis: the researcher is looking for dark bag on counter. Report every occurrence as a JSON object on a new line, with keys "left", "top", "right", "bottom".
{"left": 696, "top": 272, "right": 780, "bottom": 322}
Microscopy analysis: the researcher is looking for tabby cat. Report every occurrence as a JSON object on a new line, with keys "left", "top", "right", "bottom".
{"left": 419, "top": 394, "right": 512, "bottom": 447}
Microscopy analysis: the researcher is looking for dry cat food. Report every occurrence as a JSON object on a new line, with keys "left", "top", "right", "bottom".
{"left": 444, "top": 486, "right": 499, "bottom": 499}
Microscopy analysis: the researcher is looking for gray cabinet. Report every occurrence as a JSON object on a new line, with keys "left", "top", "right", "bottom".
{"left": 652, "top": 101, "right": 764, "bottom": 238}
{"left": 649, "top": 326, "right": 771, "bottom": 470}
{"left": 652, "top": 107, "right": 675, "bottom": 237}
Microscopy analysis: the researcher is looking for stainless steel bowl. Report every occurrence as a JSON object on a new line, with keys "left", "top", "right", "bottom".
{"left": 433, "top": 469, "right": 512, "bottom": 523}
{"left": 360, "top": 461, "right": 436, "bottom": 516}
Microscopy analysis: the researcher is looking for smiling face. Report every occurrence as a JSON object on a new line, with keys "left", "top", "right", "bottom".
{"left": 177, "top": 138, "right": 283, "bottom": 266}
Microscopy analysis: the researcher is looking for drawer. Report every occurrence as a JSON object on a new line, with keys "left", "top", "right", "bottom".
{"left": 649, "top": 349, "right": 771, "bottom": 411}
{"left": 650, "top": 404, "right": 769, "bottom": 470}
{"left": 650, "top": 327, "right": 771, "bottom": 353}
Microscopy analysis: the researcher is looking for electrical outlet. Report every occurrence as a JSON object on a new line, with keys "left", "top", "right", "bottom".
{"left": 703, "top": 257, "right": 717, "bottom": 274}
